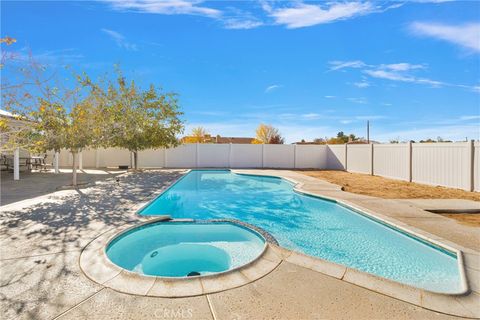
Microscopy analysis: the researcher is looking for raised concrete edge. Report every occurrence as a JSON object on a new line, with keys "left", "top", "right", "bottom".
{"left": 396, "top": 199, "right": 480, "bottom": 213}
{"left": 79, "top": 218, "right": 281, "bottom": 298}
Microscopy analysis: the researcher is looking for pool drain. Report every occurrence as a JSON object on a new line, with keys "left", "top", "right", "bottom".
{"left": 187, "top": 271, "right": 201, "bottom": 277}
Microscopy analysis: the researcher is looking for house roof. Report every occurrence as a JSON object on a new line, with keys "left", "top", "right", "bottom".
{"left": 215, "top": 136, "right": 254, "bottom": 144}
{"left": 0, "top": 109, "right": 14, "bottom": 118}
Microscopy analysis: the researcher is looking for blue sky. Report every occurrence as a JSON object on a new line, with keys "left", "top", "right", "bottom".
{"left": 2, "top": 0, "right": 479, "bottom": 143}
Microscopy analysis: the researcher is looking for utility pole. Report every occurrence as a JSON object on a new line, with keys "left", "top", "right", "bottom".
{"left": 367, "top": 120, "right": 370, "bottom": 144}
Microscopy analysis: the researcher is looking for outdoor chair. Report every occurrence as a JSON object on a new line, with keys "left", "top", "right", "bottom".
{"left": 31, "top": 154, "right": 48, "bottom": 171}
{"left": 1, "top": 154, "right": 10, "bottom": 171}
{"left": 0, "top": 154, "right": 31, "bottom": 172}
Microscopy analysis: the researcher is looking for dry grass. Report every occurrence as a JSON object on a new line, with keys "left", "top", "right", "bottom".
{"left": 299, "top": 170, "right": 480, "bottom": 202}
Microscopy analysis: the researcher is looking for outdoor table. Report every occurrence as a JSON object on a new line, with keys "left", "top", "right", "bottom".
{"left": 29, "top": 156, "right": 47, "bottom": 170}
{"left": 17, "top": 156, "right": 46, "bottom": 171}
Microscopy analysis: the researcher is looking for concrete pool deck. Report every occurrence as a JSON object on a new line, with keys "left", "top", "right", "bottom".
{"left": 1, "top": 169, "right": 479, "bottom": 319}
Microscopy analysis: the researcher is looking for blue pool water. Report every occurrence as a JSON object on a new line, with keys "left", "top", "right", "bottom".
{"left": 140, "top": 170, "right": 463, "bottom": 293}
{"left": 107, "top": 222, "right": 265, "bottom": 277}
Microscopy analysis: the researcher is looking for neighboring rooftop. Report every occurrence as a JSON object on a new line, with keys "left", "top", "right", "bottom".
{"left": 0, "top": 109, "right": 14, "bottom": 118}
{"left": 181, "top": 134, "right": 254, "bottom": 144}
{"left": 214, "top": 135, "right": 254, "bottom": 144}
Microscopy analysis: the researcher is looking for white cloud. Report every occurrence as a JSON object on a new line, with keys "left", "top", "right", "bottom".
{"left": 268, "top": 2, "right": 375, "bottom": 29}
{"left": 4, "top": 47, "right": 85, "bottom": 68}
{"left": 101, "top": 0, "right": 407, "bottom": 30}
{"left": 365, "top": 69, "right": 443, "bottom": 87}
{"left": 265, "top": 84, "right": 282, "bottom": 93}
{"left": 329, "top": 60, "right": 479, "bottom": 92}
{"left": 410, "top": 22, "right": 480, "bottom": 53}
{"left": 347, "top": 97, "right": 368, "bottom": 104}
{"left": 374, "top": 124, "right": 480, "bottom": 142}
{"left": 104, "top": 1, "right": 266, "bottom": 30}
{"left": 302, "top": 113, "right": 323, "bottom": 120}
{"left": 364, "top": 69, "right": 411, "bottom": 82}
{"left": 224, "top": 19, "right": 263, "bottom": 30}
{"left": 459, "top": 115, "right": 480, "bottom": 121}
{"left": 278, "top": 113, "right": 325, "bottom": 121}
{"left": 104, "top": 0, "right": 221, "bottom": 17}
{"left": 102, "top": 1, "right": 405, "bottom": 31}
{"left": 339, "top": 115, "right": 386, "bottom": 125}
{"left": 324, "top": 95, "right": 336, "bottom": 98}
{"left": 356, "top": 115, "right": 386, "bottom": 120}
{"left": 353, "top": 81, "right": 370, "bottom": 88}
{"left": 101, "top": 28, "right": 138, "bottom": 51}
{"left": 380, "top": 63, "right": 426, "bottom": 71}
{"left": 410, "top": 0, "right": 455, "bottom": 4}
{"left": 328, "top": 60, "right": 367, "bottom": 71}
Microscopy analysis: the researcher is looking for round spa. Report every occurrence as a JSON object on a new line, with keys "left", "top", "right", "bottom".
{"left": 106, "top": 221, "right": 267, "bottom": 277}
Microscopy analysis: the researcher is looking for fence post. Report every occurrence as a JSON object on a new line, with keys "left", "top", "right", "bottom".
{"left": 196, "top": 143, "right": 199, "bottom": 168}
{"left": 407, "top": 141, "right": 413, "bottom": 182}
{"left": 78, "top": 151, "right": 83, "bottom": 170}
{"left": 262, "top": 144, "right": 265, "bottom": 168}
{"left": 13, "top": 147, "right": 19, "bottom": 180}
{"left": 293, "top": 144, "right": 297, "bottom": 169}
{"left": 370, "top": 143, "right": 374, "bottom": 175}
{"left": 468, "top": 140, "right": 474, "bottom": 192}
{"left": 344, "top": 144, "right": 348, "bottom": 171}
{"left": 228, "top": 143, "right": 232, "bottom": 168}
{"left": 95, "top": 149, "right": 100, "bottom": 168}
{"left": 164, "top": 148, "right": 168, "bottom": 168}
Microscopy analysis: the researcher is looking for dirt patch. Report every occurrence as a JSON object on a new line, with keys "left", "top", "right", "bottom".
{"left": 439, "top": 214, "right": 480, "bottom": 227}
{"left": 298, "top": 170, "right": 480, "bottom": 201}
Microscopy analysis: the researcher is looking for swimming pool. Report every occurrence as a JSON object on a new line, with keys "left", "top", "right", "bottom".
{"left": 140, "top": 170, "right": 463, "bottom": 293}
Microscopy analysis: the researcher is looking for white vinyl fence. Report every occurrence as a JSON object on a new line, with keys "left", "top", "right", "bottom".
{"left": 374, "top": 144, "right": 410, "bottom": 181}
{"left": 49, "top": 141, "right": 480, "bottom": 192}
{"left": 347, "top": 144, "right": 373, "bottom": 175}
{"left": 475, "top": 142, "right": 480, "bottom": 192}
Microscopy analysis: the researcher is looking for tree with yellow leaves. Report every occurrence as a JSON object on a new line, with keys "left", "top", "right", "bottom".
{"left": 84, "top": 68, "right": 184, "bottom": 170}
{"left": 182, "top": 127, "right": 212, "bottom": 143}
{"left": 254, "top": 124, "right": 284, "bottom": 144}
{"left": 29, "top": 78, "right": 100, "bottom": 185}
{"left": 1, "top": 37, "right": 102, "bottom": 185}
{"left": 2, "top": 39, "right": 185, "bottom": 183}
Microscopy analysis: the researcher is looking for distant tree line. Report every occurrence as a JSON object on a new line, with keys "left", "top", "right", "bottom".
{"left": 303, "top": 132, "right": 362, "bottom": 145}
{"left": 390, "top": 137, "right": 453, "bottom": 143}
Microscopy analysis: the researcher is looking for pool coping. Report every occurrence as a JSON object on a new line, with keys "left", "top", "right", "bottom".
{"left": 230, "top": 169, "right": 480, "bottom": 319}
{"left": 79, "top": 218, "right": 282, "bottom": 298}
{"left": 133, "top": 170, "right": 468, "bottom": 287}
{"left": 82, "top": 169, "right": 479, "bottom": 318}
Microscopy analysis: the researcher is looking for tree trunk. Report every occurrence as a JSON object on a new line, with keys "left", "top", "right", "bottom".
{"left": 72, "top": 152, "right": 77, "bottom": 186}
{"left": 133, "top": 151, "right": 138, "bottom": 170}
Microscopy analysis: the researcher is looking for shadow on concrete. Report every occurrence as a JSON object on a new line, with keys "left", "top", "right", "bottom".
{"left": 0, "top": 170, "right": 184, "bottom": 320}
